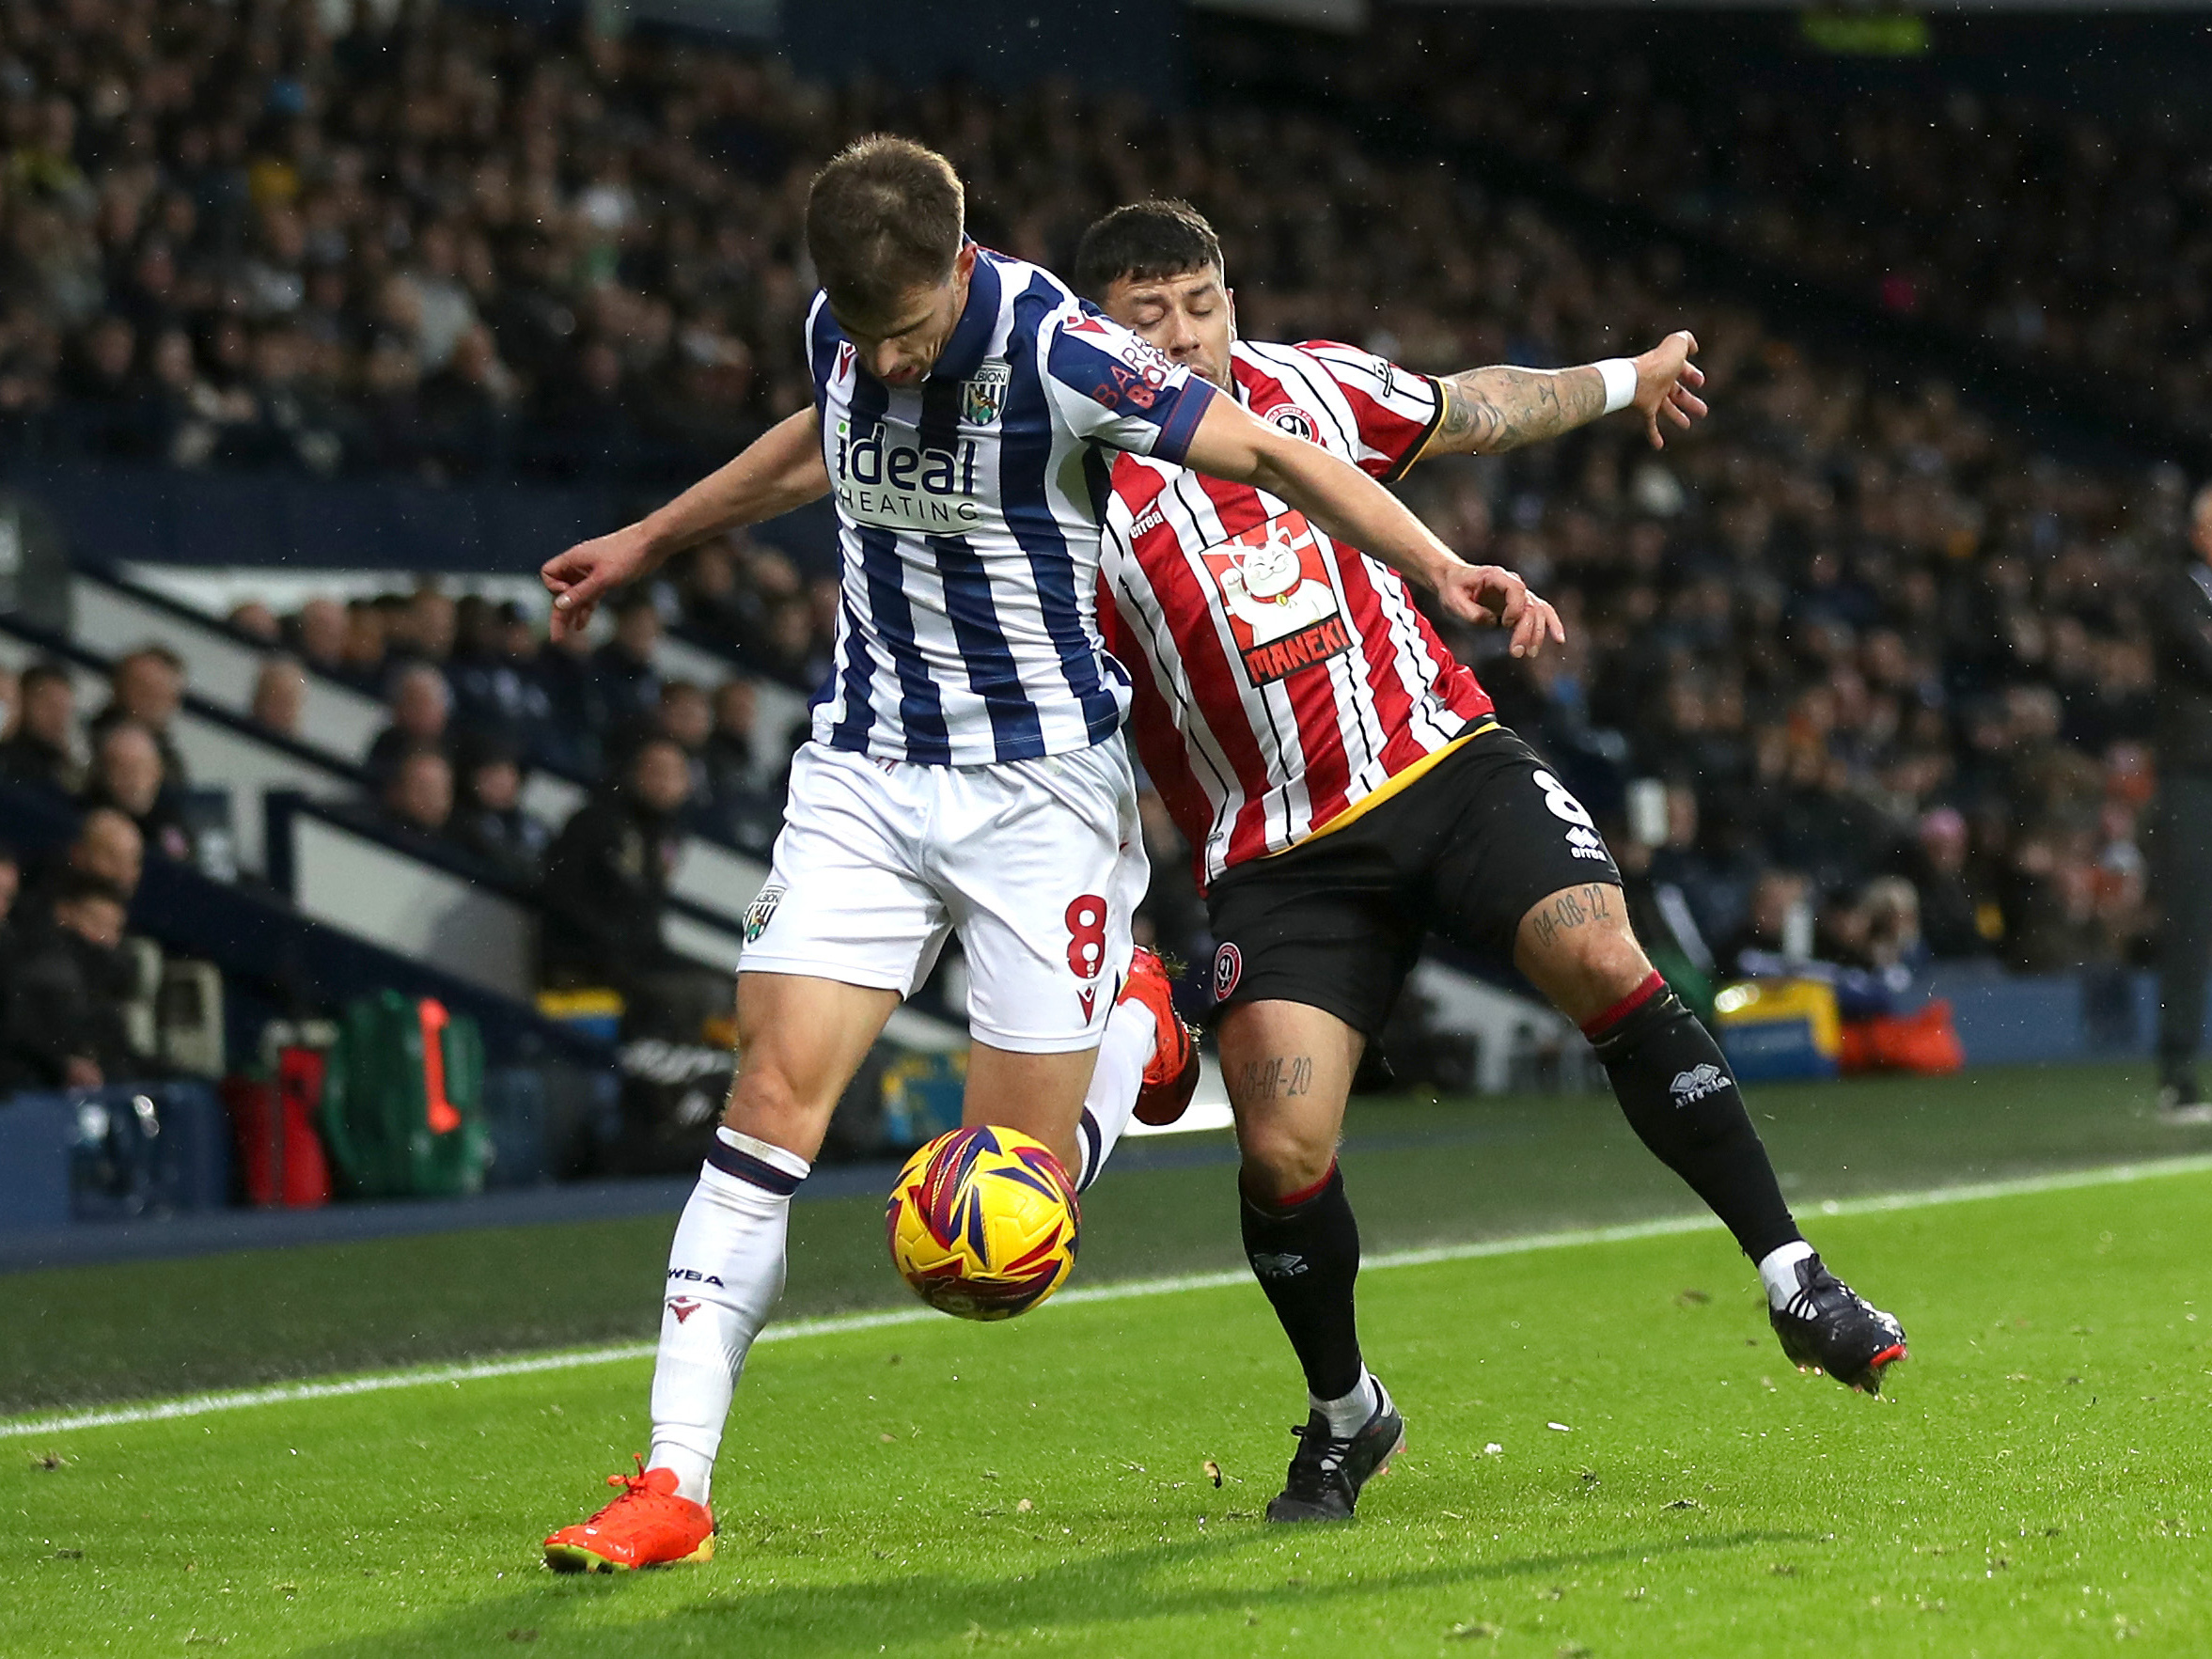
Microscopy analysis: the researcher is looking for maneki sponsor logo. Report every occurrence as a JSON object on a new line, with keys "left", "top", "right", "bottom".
{"left": 1198, "top": 511, "right": 1353, "bottom": 685}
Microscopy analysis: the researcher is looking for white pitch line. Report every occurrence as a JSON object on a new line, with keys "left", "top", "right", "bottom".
{"left": 8, "top": 1150, "right": 2210, "bottom": 1443}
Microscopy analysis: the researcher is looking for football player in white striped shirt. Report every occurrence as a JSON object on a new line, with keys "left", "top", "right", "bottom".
{"left": 1079, "top": 200, "right": 1907, "bottom": 1522}
{"left": 534, "top": 140, "right": 1549, "bottom": 1571}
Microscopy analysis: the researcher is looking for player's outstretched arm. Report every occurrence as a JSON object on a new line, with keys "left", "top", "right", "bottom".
{"left": 541, "top": 406, "right": 831, "bottom": 639}
{"left": 1434, "top": 330, "right": 1708, "bottom": 456}
{"left": 1182, "top": 394, "right": 1565, "bottom": 659}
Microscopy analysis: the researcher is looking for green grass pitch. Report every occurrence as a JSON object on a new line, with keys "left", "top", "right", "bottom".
{"left": 8, "top": 1150, "right": 2212, "bottom": 1654}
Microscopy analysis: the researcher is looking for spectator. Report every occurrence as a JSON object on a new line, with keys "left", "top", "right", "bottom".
{"left": 533, "top": 622, "right": 607, "bottom": 774}
{"left": 228, "top": 601, "right": 282, "bottom": 644}
{"left": 337, "top": 599, "right": 391, "bottom": 691}
{"left": 0, "top": 841, "right": 18, "bottom": 1088}
{"left": 448, "top": 737, "right": 549, "bottom": 885}
{"left": 1856, "top": 876, "right": 1928, "bottom": 974}
{"left": 4, "top": 870, "right": 135, "bottom": 1090}
{"left": 702, "top": 679, "right": 760, "bottom": 801}
{"left": 448, "top": 598, "right": 553, "bottom": 750}
{"left": 2153, "top": 484, "right": 2212, "bottom": 1118}
{"left": 538, "top": 734, "right": 699, "bottom": 1020}
{"left": 365, "top": 663, "right": 451, "bottom": 788}
{"left": 655, "top": 679, "right": 713, "bottom": 804}
{"left": 80, "top": 718, "right": 191, "bottom": 863}
{"left": 15, "top": 806, "right": 144, "bottom": 941}
{"left": 65, "top": 806, "right": 146, "bottom": 902}
{"left": 89, "top": 644, "right": 189, "bottom": 788}
{"left": 389, "top": 585, "right": 459, "bottom": 672}
{"left": 251, "top": 655, "right": 309, "bottom": 738}
{"left": 379, "top": 743, "right": 454, "bottom": 840}
{"left": 595, "top": 590, "right": 665, "bottom": 742}
{"left": 0, "top": 661, "right": 84, "bottom": 798}
{"left": 1725, "top": 869, "right": 1815, "bottom": 977}
{"left": 291, "top": 596, "right": 350, "bottom": 678}
{"left": 1903, "top": 807, "right": 1993, "bottom": 962}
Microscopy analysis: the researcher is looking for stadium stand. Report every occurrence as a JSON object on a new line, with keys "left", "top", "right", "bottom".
{"left": 0, "top": 0, "right": 2202, "bottom": 1229}
{"left": 1232, "top": 11, "right": 2212, "bottom": 446}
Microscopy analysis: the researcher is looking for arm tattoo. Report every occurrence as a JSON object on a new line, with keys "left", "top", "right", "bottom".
{"left": 1528, "top": 883, "right": 1612, "bottom": 952}
{"left": 1437, "top": 364, "right": 1608, "bottom": 456}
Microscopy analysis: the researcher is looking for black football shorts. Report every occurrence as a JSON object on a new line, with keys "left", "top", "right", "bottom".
{"left": 1203, "top": 722, "right": 1623, "bottom": 1039}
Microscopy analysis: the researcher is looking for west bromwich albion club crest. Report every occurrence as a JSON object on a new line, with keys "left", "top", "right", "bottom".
{"left": 963, "top": 361, "right": 1012, "bottom": 426}
{"left": 743, "top": 884, "right": 785, "bottom": 944}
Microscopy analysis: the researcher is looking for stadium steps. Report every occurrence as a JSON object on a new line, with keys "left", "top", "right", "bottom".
{"left": 31, "top": 569, "right": 969, "bottom": 1044}
{"left": 0, "top": 775, "right": 610, "bottom": 1079}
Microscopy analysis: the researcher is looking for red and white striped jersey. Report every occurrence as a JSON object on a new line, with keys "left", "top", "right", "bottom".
{"left": 1099, "top": 338, "right": 1494, "bottom": 886}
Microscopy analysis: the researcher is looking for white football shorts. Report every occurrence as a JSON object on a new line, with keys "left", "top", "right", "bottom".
{"left": 736, "top": 739, "right": 1147, "bottom": 1053}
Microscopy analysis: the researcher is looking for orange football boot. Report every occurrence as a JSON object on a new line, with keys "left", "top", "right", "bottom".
{"left": 1122, "top": 947, "right": 1201, "bottom": 1126}
{"left": 543, "top": 1458, "right": 714, "bottom": 1573}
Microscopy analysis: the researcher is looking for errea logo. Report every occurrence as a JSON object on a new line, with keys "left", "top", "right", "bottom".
{"left": 1670, "top": 1063, "right": 1728, "bottom": 1104}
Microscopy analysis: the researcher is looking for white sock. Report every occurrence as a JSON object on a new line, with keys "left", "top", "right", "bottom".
{"left": 1073, "top": 996, "right": 1157, "bottom": 1191}
{"left": 1757, "top": 1240, "right": 1817, "bottom": 1310}
{"left": 1312, "top": 1369, "right": 1385, "bottom": 1439}
{"left": 646, "top": 1128, "right": 809, "bottom": 1505}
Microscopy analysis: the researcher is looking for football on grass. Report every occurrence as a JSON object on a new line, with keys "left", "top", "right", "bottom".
{"left": 886, "top": 1125, "right": 1081, "bottom": 1321}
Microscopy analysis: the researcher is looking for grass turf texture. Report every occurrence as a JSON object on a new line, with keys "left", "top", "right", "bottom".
{"left": 10, "top": 1164, "right": 2212, "bottom": 1652}
{"left": 2, "top": 1061, "right": 2204, "bottom": 1415}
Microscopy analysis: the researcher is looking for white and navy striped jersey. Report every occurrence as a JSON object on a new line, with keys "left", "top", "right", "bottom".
{"left": 805, "top": 248, "right": 1216, "bottom": 765}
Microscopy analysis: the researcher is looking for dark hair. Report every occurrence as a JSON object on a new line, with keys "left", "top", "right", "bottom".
{"left": 118, "top": 642, "right": 185, "bottom": 674}
{"left": 20, "top": 660, "right": 71, "bottom": 696}
{"left": 805, "top": 135, "right": 965, "bottom": 322}
{"left": 385, "top": 741, "right": 450, "bottom": 785}
{"left": 1074, "top": 200, "right": 1225, "bottom": 300}
{"left": 53, "top": 869, "right": 129, "bottom": 910}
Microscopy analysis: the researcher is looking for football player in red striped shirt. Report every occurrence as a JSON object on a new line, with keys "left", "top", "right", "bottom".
{"left": 1076, "top": 201, "right": 1906, "bottom": 1523}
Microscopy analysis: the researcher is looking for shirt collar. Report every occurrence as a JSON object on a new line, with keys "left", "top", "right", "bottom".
{"left": 930, "top": 243, "right": 1000, "bottom": 385}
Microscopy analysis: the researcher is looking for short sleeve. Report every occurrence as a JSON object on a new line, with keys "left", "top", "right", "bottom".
{"left": 1296, "top": 340, "right": 1446, "bottom": 481}
{"left": 1040, "top": 308, "right": 1216, "bottom": 465}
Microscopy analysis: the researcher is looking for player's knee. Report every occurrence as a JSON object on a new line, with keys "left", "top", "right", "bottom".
{"left": 1516, "top": 883, "right": 1654, "bottom": 1025}
{"left": 1236, "top": 1117, "right": 1337, "bottom": 1201}
{"left": 723, "top": 1063, "right": 809, "bottom": 1137}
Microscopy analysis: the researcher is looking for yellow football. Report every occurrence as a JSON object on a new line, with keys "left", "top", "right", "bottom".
{"left": 885, "top": 1125, "right": 1081, "bottom": 1321}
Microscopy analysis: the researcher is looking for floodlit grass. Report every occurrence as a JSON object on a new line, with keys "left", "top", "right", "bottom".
{"left": 9, "top": 1163, "right": 2211, "bottom": 1655}
{"left": 2, "top": 1061, "right": 2202, "bottom": 1414}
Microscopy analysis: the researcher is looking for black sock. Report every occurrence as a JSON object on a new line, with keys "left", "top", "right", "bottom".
{"left": 1240, "top": 1162, "right": 1364, "bottom": 1401}
{"left": 1587, "top": 974, "right": 1802, "bottom": 1262}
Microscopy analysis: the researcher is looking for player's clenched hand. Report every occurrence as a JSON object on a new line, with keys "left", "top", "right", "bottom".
{"left": 1634, "top": 330, "right": 1708, "bottom": 450}
{"left": 1433, "top": 563, "right": 1568, "bottom": 659}
{"left": 542, "top": 524, "right": 655, "bottom": 641}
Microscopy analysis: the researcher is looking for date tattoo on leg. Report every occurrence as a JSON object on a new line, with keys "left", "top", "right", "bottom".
{"left": 1530, "top": 883, "right": 1611, "bottom": 952}
{"left": 1239, "top": 1056, "right": 1315, "bottom": 1102}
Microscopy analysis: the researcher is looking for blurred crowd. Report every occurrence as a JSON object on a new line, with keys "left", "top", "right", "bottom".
{"left": 0, "top": 0, "right": 2191, "bottom": 990}
{"left": 220, "top": 573, "right": 793, "bottom": 838}
{"left": 1241, "top": 21, "right": 2212, "bottom": 441}
{"left": 0, "top": 563, "right": 796, "bottom": 1034}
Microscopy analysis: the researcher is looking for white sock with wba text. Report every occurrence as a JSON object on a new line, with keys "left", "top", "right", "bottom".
{"left": 647, "top": 1128, "right": 810, "bottom": 1505}
{"left": 1074, "top": 997, "right": 1157, "bottom": 1192}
